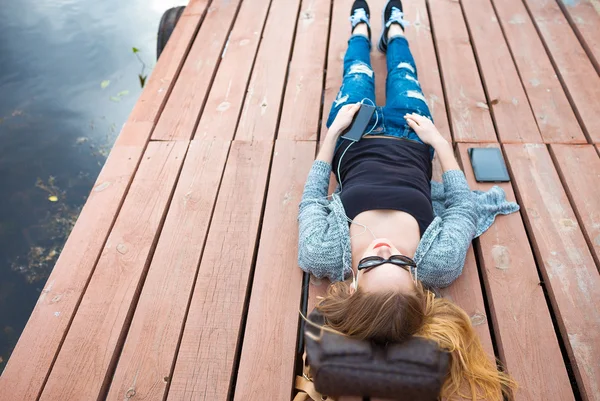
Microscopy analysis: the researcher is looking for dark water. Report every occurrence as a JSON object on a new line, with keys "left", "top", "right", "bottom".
{"left": 0, "top": 0, "right": 183, "bottom": 370}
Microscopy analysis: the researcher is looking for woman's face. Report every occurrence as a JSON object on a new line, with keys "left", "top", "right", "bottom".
{"left": 355, "top": 238, "right": 416, "bottom": 294}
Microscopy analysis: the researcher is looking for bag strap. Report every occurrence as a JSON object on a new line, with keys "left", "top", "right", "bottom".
{"left": 294, "top": 375, "right": 323, "bottom": 401}
{"left": 293, "top": 351, "right": 336, "bottom": 401}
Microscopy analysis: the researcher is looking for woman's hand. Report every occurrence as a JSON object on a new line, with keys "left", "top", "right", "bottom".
{"left": 326, "top": 103, "right": 361, "bottom": 142}
{"left": 404, "top": 113, "right": 447, "bottom": 148}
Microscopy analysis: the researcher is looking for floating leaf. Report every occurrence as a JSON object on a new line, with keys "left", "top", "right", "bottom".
{"left": 100, "top": 80, "right": 110, "bottom": 89}
{"left": 117, "top": 90, "right": 129, "bottom": 97}
{"left": 75, "top": 137, "right": 89, "bottom": 145}
{"left": 48, "top": 195, "right": 58, "bottom": 202}
{"left": 132, "top": 47, "right": 140, "bottom": 53}
{"left": 109, "top": 96, "right": 121, "bottom": 102}
{"left": 138, "top": 74, "right": 147, "bottom": 88}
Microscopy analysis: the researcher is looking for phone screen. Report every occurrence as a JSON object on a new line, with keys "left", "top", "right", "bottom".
{"left": 468, "top": 148, "right": 510, "bottom": 182}
{"left": 340, "top": 104, "right": 376, "bottom": 142}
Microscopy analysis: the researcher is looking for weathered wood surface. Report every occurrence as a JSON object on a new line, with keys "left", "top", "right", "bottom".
{"left": 504, "top": 144, "right": 600, "bottom": 401}
{"left": 3, "top": 0, "right": 599, "bottom": 400}
{"left": 457, "top": 143, "right": 573, "bottom": 401}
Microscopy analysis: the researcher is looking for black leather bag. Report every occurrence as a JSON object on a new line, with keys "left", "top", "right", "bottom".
{"left": 304, "top": 308, "right": 449, "bottom": 400}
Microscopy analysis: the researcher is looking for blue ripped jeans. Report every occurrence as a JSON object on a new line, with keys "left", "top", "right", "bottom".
{"left": 326, "top": 35, "right": 434, "bottom": 159}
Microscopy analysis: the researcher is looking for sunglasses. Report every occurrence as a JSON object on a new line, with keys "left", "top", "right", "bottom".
{"left": 357, "top": 255, "right": 417, "bottom": 271}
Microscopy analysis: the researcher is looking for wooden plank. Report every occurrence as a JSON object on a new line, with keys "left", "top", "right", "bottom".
{"left": 36, "top": 141, "right": 189, "bottom": 401}
{"left": 233, "top": 140, "right": 313, "bottom": 400}
{"left": 152, "top": 0, "right": 242, "bottom": 140}
{"left": 182, "top": 0, "right": 211, "bottom": 17}
{"left": 457, "top": 143, "right": 573, "bottom": 401}
{"left": 405, "top": 0, "right": 451, "bottom": 142}
{"left": 235, "top": 0, "right": 301, "bottom": 141}
{"left": 278, "top": 0, "right": 331, "bottom": 141}
{"left": 194, "top": 0, "right": 272, "bottom": 141}
{"left": 106, "top": 139, "right": 230, "bottom": 400}
{"left": 555, "top": 0, "right": 600, "bottom": 74}
{"left": 489, "top": 0, "right": 586, "bottom": 144}
{"left": 428, "top": 0, "right": 496, "bottom": 143}
{"left": 438, "top": 247, "right": 495, "bottom": 356}
{"left": 503, "top": 144, "right": 600, "bottom": 401}
{"left": 550, "top": 144, "right": 600, "bottom": 269}
{"left": 0, "top": 145, "right": 142, "bottom": 401}
{"left": 429, "top": 155, "right": 495, "bottom": 357}
{"left": 130, "top": 13, "right": 207, "bottom": 126}
{"left": 460, "top": 0, "right": 542, "bottom": 143}
{"left": 320, "top": 0, "right": 352, "bottom": 140}
{"left": 522, "top": 0, "right": 600, "bottom": 143}
{"left": 166, "top": 140, "right": 272, "bottom": 401}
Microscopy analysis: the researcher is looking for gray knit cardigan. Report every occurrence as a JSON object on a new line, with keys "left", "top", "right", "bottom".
{"left": 297, "top": 160, "right": 519, "bottom": 288}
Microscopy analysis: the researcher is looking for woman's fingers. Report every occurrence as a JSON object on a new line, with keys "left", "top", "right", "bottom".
{"left": 405, "top": 117, "right": 420, "bottom": 131}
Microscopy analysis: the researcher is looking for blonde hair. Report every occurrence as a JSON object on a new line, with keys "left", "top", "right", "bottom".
{"left": 312, "top": 280, "right": 517, "bottom": 400}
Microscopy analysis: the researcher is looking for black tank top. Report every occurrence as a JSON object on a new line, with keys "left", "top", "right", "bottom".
{"left": 332, "top": 137, "right": 434, "bottom": 237}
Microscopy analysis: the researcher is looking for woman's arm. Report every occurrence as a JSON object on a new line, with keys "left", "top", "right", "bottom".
{"left": 404, "top": 113, "right": 476, "bottom": 287}
{"left": 297, "top": 160, "right": 343, "bottom": 279}
{"left": 418, "top": 170, "right": 477, "bottom": 287}
{"left": 297, "top": 104, "right": 361, "bottom": 281}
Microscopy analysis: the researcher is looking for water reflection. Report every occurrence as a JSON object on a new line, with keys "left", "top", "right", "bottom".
{"left": 0, "top": 0, "right": 184, "bottom": 370}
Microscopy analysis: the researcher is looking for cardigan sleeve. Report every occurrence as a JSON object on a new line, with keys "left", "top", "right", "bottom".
{"left": 417, "top": 170, "right": 478, "bottom": 288}
{"left": 297, "top": 161, "right": 346, "bottom": 281}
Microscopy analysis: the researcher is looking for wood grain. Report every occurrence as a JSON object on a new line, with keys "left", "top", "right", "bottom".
{"left": 405, "top": 0, "right": 451, "bottom": 142}
{"left": 521, "top": 0, "right": 600, "bottom": 143}
{"left": 182, "top": 0, "right": 211, "bottom": 17}
{"left": 152, "top": 0, "right": 243, "bottom": 140}
{"left": 233, "top": 140, "right": 314, "bottom": 400}
{"left": 504, "top": 143, "right": 600, "bottom": 401}
{"left": 278, "top": 0, "right": 331, "bottom": 141}
{"left": 555, "top": 0, "right": 600, "bottom": 74}
{"left": 235, "top": 0, "right": 301, "bottom": 141}
{"left": 130, "top": 13, "right": 207, "bottom": 126}
{"left": 457, "top": 143, "right": 573, "bottom": 401}
{"left": 432, "top": 156, "right": 495, "bottom": 358}
{"left": 460, "top": 0, "right": 542, "bottom": 143}
{"left": 550, "top": 144, "right": 600, "bottom": 270}
{"left": 193, "top": 0, "right": 271, "bottom": 142}
{"left": 320, "top": 0, "right": 353, "bottom": 140}
{"left": 428, "top": 0, "right": 496, "bottom": 142}
{"left": 489, "top": 0, "right": 586, "bottom": 144}
{"left": 106, "top": 140, "right": 230, "bottom": 400}
{"left": 166, "top": 140, "right": 273, "bottom": 401}
{"left": 37, "top": 141, "right": 189, "bottom": 401}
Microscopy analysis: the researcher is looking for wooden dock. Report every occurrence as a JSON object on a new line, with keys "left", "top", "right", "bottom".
{"left": 1, "top": 0, "right": 599, "bottom": 400}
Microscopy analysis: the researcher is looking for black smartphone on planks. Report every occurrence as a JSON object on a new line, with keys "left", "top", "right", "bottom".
{"left": 468, "top": 147, "right": 511, "bottom": 182}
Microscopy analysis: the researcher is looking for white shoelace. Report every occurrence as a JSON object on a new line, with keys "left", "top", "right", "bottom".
{"left": 386, "top": 6, "right": 409, "bottom": 29}
{"left": 349, "top": 7, "right": 369, "bottom": 27}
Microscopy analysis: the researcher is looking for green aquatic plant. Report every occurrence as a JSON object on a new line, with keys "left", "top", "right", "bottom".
{"left": 133, "top": 47, "right": 148, "bottom": 88}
